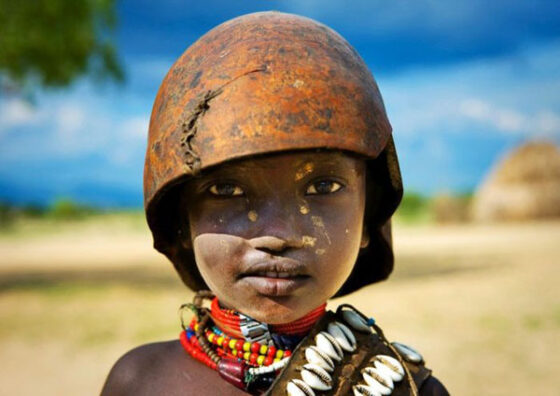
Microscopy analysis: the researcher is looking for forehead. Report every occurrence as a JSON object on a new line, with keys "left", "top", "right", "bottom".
{"left": 201, "top": 150, "right": 366, "bottom": 177}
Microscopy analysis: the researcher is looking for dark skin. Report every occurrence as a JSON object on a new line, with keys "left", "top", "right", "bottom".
{"left": 185, "top": 151, "right": 368, "bottom": 324}
{"left": 102, "top": 151, "right": 367, "bottom": 395}
{"left": 101, "top": 151, "right": 448, "bottom": 395}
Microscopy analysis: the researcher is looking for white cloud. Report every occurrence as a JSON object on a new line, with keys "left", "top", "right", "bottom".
{"left": 55, "top": 104, "right": 86, "bottom": 137}
{"left": 535, "top": 111, "right": 560, "bottom": 136}
{"left": 459, "top": 99, "right": 560, "bottom": 137}
{"left": 120, "top": 116, "right": 149, "bottom": 140}
{"left": 381, "top": 41, "right": 560, "bottom": 140}
{"left": 0, "top": 98, "right": 42, "bottom": 130}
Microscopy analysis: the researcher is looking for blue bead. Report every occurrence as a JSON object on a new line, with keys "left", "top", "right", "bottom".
{"left": 367, "top": 318, "right": 376, "bottom": 326}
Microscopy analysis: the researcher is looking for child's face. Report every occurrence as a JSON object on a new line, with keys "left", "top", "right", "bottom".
{"left": 183, "top": 151, "right": 367, "bottom": 323}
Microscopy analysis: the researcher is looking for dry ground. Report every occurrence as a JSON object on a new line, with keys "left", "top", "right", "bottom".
{"left": 0, "top": 218, "right": 558, "bottom": 395}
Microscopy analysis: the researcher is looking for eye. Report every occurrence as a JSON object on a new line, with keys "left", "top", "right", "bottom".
{"left": 306, "top": 180, "right": 343, "bottom": 195}
{"left": 208, "top": 183, "right": 244, "bottom": 197}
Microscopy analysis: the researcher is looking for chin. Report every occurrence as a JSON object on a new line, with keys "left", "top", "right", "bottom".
{"left": 241, "top": 295, "right": 321, "bottom": 324}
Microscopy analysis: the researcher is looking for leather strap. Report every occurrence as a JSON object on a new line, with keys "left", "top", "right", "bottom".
{"left": 265, "top": 311, "right": 432, "bottom": 395}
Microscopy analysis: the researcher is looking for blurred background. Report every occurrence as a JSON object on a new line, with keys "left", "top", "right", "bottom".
{"left": 0, "top": 1, "right": 559, "bottom": 395}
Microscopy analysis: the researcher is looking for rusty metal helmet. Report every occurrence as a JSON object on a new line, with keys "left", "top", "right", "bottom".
{"left": 144, "top": 11, "right": 403, "bottom": 297}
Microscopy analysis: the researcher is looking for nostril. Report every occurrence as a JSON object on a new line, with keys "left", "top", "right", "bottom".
{"left": 256, "top": 247, "right": 283, "bottom": 255}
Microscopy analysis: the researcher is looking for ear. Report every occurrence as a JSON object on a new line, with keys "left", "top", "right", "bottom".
{"left": 360, "top": 225, "right": 370, "bottom": 248}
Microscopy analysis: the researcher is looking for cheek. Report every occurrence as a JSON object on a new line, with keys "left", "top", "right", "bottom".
{"left": 306, "top": 194, "right": 365, "bottom": 250}
{"left": 188, "top": 200, "right": 249, "bottom": 237}
{"left": 192, "top": 233, "right": 246, "bottom": 290}
{"left": 305, "top": 193, "right": 365, "bottom": 288}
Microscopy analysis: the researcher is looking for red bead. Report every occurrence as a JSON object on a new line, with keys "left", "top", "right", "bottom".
{"left": 264, "top": 356, "right": 273, "bottom": 366}
{"left": 284, "top": 350, "right": 292, "bottom": 357}
{"left": 250, "top": 342, "right": 261, "bottom": 353}
{"left": 267, "top": 346, "right": 277, "bottom": 357}
{"left": 235, "top": 340, "right": 244, "bottom": 351}
{"left": 237, "top": 350, "right": 244, "bottom": 358}
{"left": 249, "top": 353, "right": 258, "bottom": 364}
{"left": 218, "top": 358, "right": 247, "bottom": 390}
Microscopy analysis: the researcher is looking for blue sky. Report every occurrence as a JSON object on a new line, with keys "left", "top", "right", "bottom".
{"left": 1, "top": 0, "right": 559, "bottom": 207}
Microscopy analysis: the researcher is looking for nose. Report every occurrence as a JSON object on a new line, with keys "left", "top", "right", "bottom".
{"left": 251, "top": 199, "right": 304, "bottom": 248}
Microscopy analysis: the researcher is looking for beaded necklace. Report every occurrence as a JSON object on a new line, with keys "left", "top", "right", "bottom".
{"left": 179, "top": 291, "right": 326, "bottom": 392}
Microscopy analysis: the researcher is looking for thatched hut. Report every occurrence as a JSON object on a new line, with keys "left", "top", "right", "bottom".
{"left": 471, "top": 141, "right": 560, "bottom": 221}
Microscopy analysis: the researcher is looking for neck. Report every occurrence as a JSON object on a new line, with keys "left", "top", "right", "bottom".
{"left": 210, "top": 297, "right": 327, "bottom": 338}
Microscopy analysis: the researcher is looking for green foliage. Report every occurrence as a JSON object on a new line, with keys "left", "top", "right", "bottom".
{"left": 0, "top": 201, "right": 17, "bottom": 227}
{"left": 395, "top": 191, "right": 430, "bottom": 222}
{"left": 0, "top": 201, "right": 46, "bottom": 228}
{"left": 48, "top": 198, "right": 98, "bottom": 220}
{"left": 0, "top": 0, "right": 123, "bottom": 92}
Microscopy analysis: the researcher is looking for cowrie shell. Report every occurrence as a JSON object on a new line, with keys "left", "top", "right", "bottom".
{"left": 341, "top": 309, "right": 371, "bottom": 333}
{"left": 353, "top": 384, "right": 382, "bottom": 396}
{"left": 328, "top": 321, "right": 357, "bottom": 352}
{"left": 315, "top": 331, "right": 343, "bottom": 361}
{"left": 305, "top": 346, "right": 335, "bottom": 372}
{"left": 392, "top": 342, "right": 423, "bottom": 363}
{"left": 362, "top": 367, "right": 393, "bottom": 395}
{"left": 371, "top": 355, "right": 404, "bottom": 382}
{"left": 287, "top": 378, "right": 316, "bottom": 396}
{"left": 301, "top": 363, "right": 333, "bottom": 391}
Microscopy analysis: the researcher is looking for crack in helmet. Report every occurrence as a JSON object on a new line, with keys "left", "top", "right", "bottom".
{"left": 144, "top": 11, "right": 403, "bottom": 297}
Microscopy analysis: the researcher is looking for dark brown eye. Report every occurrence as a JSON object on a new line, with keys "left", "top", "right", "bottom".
{"left": 306, "top": 180, "right": 343, "bottom": 195}
{"left": 208, "top": 183, "right": 244, "bottom": 196}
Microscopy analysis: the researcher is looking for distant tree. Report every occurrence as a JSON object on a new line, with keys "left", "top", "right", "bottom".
{"left": 0, "top": 0, "right": 124, "bottom": 94}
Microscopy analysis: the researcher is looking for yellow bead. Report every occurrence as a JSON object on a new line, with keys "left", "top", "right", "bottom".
{"left": 208, "top": 334, "right": 214, "bottom": 343}
{"left": 232, "top": 349, "right": 237, "bottom": 356}
{"left": 217, "top": 336, "right": 224, "bottom": 346}
{"left": 274, "top": 358, "right": 281, "bottom": 363}
{"left": 244, "top": 352, "right": 251, "bottom": 361}
{"left": 229, "top": 339, "right": 237, "bottom": 350}
{"left": 257, "top": 355, "right": 265, "bottom": 366}
{"left": 243, "top": 342, "right": 251, "bottom": 352}
{"left": 275, "top": 350, "right": 284, "bottom": 359}
{"left": 194, "top": 324, "right": 199, "bottom": 331}
{"left": 259, "top": 345, "right": 268, "bottom": 355}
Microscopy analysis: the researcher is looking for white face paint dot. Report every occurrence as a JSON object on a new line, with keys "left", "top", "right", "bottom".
{"left": 248, "top": 210, "right": 258, "bottom": 222}
{"left": 295, "top": 162, "right": 314, "bottom": 181}
{"left": 302, "top": 236, "right": 317, "bottom": 247}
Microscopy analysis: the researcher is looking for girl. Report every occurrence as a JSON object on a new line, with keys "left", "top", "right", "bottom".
{"left": 102, "top": 11, "right": 448, "bottom": 396}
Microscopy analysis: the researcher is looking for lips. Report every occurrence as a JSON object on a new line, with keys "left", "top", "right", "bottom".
{"left": 252, "top": 271, "right": 299, "bottom": 279}
{"left": 238, "top": 259, "right": 310, "bottom": 296}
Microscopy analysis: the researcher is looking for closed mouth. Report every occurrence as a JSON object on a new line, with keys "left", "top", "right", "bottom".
{"left": 248, "top": 271, "right": 308, "bottom": 279}
{"left": 239, "top": 262, "right": 311, "bottom": 296}
{"left": 238, "top": 261, "right": 309, "bottom": 280}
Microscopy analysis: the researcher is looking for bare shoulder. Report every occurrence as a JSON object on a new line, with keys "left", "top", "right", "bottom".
{"left": 100, "top": 340, "right": 249, "bottom": 396}
{"left": 101, "top": 340, "right": 183, "bottom": 396}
